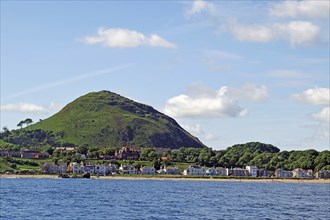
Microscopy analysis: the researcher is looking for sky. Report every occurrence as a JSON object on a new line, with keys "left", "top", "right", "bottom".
{"left": 1, "top": 0, "right": 329, "bottom": 151}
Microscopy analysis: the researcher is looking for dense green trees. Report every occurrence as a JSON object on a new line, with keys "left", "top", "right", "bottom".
{"left": 161, "top": 143, "right": 329, "bottom": 171}
{"left": 314, "top": 151, "right": 330, "bottom": 171}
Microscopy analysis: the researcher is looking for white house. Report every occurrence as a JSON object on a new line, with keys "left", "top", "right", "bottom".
{"left": 58, "top": 163, "right": 67, "bottom": 173}
{"left": 274, "top": 169, "right": 293, "bottom": 178}
{"left": 206, "top": 167, "right": 216, "bottom": 176}
{"left": 41, "top": 162, "right": 57, "bottom": 173}
{"left": 183, "top": 165, "right": 205, "bottom": 175}
{"left": 69, "top": 162, "right": 83, "bottom": 173}
{"left": 226, "top": 168, "right": 249, "bottom": 176}
{"left": 140, "top": 166, "right": 155, "bottom": 174}
{"left": 68, "top": 162, "right": 117, "bottom": 175}
{"left": 81, "top": 162, "right": 94, "bottom": 173}
{"left": 94, "top": 164, "right": 108, "bottom": 175}
{"left": 292, "top": 168, "right": 313, "bottom": 178}
{"left": 246, "top": 166, "right": 257, "bottom": 177}
{"left": 107, "top": 164, "right": 118, "bottom": 175}
{"left": 41, "top": 162, "right": 67, "bottom": 173}
{"left": 119, "top": 164, "right": 137, "bottom": 175}
{"left": 215, "top": 167, "right": 227, "bottom": 176}
{"left": 163, "top": 166, "right": 181, "bottom": 175}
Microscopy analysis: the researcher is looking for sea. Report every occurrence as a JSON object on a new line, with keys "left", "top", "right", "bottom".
{"left": 0, "top": 178, "right": 329, "bottom": 220}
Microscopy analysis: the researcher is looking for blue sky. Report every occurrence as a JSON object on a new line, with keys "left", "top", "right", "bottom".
{"left": 1, "top": 0, "right": 329, "bottom": 151}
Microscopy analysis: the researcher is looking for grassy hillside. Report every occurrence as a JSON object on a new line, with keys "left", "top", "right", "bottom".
{"left": 0, "top": 139, "right": 16, "bottom": 148}
{"left": 29, "top": 91, "right": 206, "bottom": 148}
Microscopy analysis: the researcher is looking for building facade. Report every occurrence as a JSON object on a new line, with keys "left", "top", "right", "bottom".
{"left": 246, "top": 166, "right": 257, "bottom": 177}
{"left": 183, "top": 165, "right": 205, "bottom": 175}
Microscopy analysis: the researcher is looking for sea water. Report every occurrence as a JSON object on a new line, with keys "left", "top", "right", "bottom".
{"left": 0, "top": 178, "right": 329, "bottom": 219}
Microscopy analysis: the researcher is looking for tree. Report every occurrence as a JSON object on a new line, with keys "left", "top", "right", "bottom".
{"left": 43, "top": 146, "right": 54, "bottom": 156}
{"left": 153, "top": 159, "right": 161, "bottom": 170}
{"left": 140, "top": 148, "right": 155, "bottom": 160}
{"left": 24, "top": 118, "right": 33, "bottom": 127}
{"left": 88, "top": 147, "right": 100, "bottom": 159}
{"left": 198, "top": 148, "right": 213, "bottom": 166}
{"left": 0, "top": 126, "right": 10, "bottom": 139}
{"left": 2, "top": 126, "right": 9, "bottom": 133}
{"left": 237, "top": 151, "right": 254, "bottom": 166}
{"left": 132, "top": 161, "right": 143, "bottom": 170}
{"left": 77, "top": 144, "right": 88, "bottom": 155}
{"left": 17, "top": 121, "right": 24, "bottom": 129}
{"left": 314, "top": 151, "right": 330, "bottom": 171}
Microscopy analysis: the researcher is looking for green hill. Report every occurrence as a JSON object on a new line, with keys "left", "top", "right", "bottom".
{"left": 28, "top": 90, "right": 206, "bottom": 149}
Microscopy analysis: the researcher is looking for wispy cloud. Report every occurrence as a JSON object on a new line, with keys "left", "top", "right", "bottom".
{"left": 185, "top": 1, "right": 326, "bottom": 47}
{"left": 291, "top": 87, "right": 330, "bottom": 138}
{"left": 273, "top": 21, "right": 320, "bottom": 47}
{"left": 267, "top": 70, "right": 307, "bottom": 79}
{"left": 269, "top": 0, "right": 330, "bottom": 18}
{"left": 1, "top": 103, "right": 47, "bottom": 114}
{"left": 184, "top": 0, "right": 215, "bottom": 18}
{"left": 182, "top": 123, "right": 218, "bottom": 141}
{"left": 79, "top": 28, "right": 176, "bottom": 49}
{"left": 0, "top": 102, "right": 63, "bottom": 115}
{"left": 312, "top": 107, "right": 330, "bottom": 124}
{"left": 3, "top": 64, "right": 133, "bottom": 101}
{"left": 228, "top": 21, "right": 275, "bottom": 43}
{"left": 227, "top": 20, "right": 320, "bottom": 46}
{"left": 202, "top": 50, "right": 242, "bottom": 71}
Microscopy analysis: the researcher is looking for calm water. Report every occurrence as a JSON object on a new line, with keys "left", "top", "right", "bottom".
{"left": 0, "top": 178, "right": 329, "bottom": 220}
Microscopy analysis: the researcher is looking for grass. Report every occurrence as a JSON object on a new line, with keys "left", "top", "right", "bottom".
{"left": 16, "top": 164, "right": 40, "bottom": 172}
{"left": 0, "top": 139, "right": 16, "bottom": 147}
{"left": 0, "top": 158, "right": 14, "bottom": 173}
{"left": 0, "top": 157, "right": 42, "bottom": 173}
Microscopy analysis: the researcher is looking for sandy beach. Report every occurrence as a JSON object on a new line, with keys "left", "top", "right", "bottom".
{"left": 1, "top": 174, "right": 329, "bottom": 184}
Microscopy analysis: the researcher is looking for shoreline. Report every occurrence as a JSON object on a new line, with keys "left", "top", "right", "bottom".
{"left": 1, "top": 174, "right": 329, "bottom": 184}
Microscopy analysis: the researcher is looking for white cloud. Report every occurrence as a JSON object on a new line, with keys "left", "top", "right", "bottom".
{"left": 164, "top": 83, "right": 267, "bottom": 118}
{"left": 221, "top": 83, "right": 269, "bottom": 102}
{"left": 79, "top": 28, "right": 176, "bottom": 48}
{"left": 0, "top": 102, "right": 63, "bottom": 115}
{"left": 312, "top": 107, "right": 330, "bottom": 124}
{"left": 269, "top": 0, "right": 330, "bottom": 18}
{"left": 182, "top": 124, "right": 202, "bottom": 134}
{"left": 48, "top": 102, "right": 63, "bottom": 111}
{"left": 313, "top": 125, "right": 330, "bottom": 139}
{"left": 164, "top": 94, "right": 245, "bottom": 118}
{"left": 228, "top": 21, "right": 320, "bottom": 46}
{"left": 291, "top": 87, "right": 330, "bottom": 105}
{"left": 204, "top": 133, "right": 217, "bottom": 141}
{"left": 185, "top": 0, "right": 215, "bottom": 17}
{"left": 184, "top": 2, "right": 325, "bottom": 47}
{"left": 274, "top": 21, "right": 320, "bottom": 47}
{"left": 182, "top": 123, "right": 218, "bottom": 141}
{"left": 0, "top": 103, "right": 48, "bottom": 114}
{"left": 230, "top": 22, "right": 275, "bottom": 43}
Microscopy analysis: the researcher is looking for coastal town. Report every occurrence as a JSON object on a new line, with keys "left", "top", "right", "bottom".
{"left": 1, "top": 146, "right": 329, "bottom": 179}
